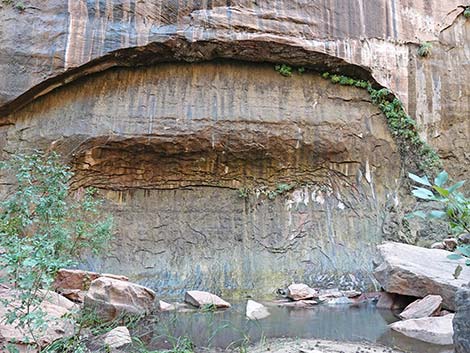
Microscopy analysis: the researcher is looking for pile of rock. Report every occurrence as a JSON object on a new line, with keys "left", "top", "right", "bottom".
{"left": 0, "top": 268, "right": 156, "bottom": 352}
{"left": 373, "top": 242, "right": 470, "bottom": 347}
{"left": 274, "top": 282, "right": 364, "bottom": 308}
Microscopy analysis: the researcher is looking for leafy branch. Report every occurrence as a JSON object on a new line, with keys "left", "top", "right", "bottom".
{"left": 406, "top": 171, "right": 470, "bottom": 273}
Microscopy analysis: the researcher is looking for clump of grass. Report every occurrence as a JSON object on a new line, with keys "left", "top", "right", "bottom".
{"left": 417, "top": 42, "right": 432, "bottom": 57}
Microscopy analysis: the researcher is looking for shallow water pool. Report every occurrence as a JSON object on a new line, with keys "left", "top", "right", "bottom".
{"left": 132, "top": 301, "right": 453, "bottom": 353}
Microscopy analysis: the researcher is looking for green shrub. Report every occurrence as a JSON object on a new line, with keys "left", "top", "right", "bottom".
{"left": 407, "top": 171, "right": 470, "bottom": 273}
{"left": 417, "top": 42, "right": 432, "bottom": 57}
{"left": 274, "top": 64, "right": 293, "bottom": 77}
{"left": 0, "top": 150, "right": 113, "bottom": 348}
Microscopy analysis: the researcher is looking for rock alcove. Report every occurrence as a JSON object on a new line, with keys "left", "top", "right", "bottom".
{"left": 3, "top": 60, "right": 404, "bottom": 297}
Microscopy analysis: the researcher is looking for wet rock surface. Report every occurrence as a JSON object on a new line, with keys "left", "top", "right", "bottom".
{"left": 374, "top": 242, "right": 470, "bottom": 310}
{"left": 0, "top": 1, "right": 468, "bottom": 298}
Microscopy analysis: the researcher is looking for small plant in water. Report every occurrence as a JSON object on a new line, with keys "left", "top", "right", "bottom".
{"left": 407, "top": 171, "right": 469, "bottom": 275}
{"left": 417, "top": 42, "right": 432, "bottom": 57}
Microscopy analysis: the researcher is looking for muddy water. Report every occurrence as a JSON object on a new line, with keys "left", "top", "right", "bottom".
{"left": 133, "top": 302, "right": 453, "bottom": 353}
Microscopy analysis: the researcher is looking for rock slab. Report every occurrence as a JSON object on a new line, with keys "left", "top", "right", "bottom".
{"left": 158, "top": 300, "right": 176, "bottom": 311}
{"left": 390, "top": 314, "right": 454, "bottom": 345}
{"left": 246, "top": 300, "right": 270, "bottom": 320}
{"left": 287, "top": 283, "right": 318, "bottom": 301}
{"left": 374, "top": 242, "right": 470, "bottom": 310}
{"left": 84, "top": 277, "right": 156, "bottom": 321}
{"left": 184, "top": 290, "right": 231, "bottom": 309}
{"left": 453, "top": 286, "right": 470, "bottom": 353}
{"left": 103, "top": 326, "right": 132, "bottom": 350}
{"left": 399, "top": 294, "right": 442, "bottom": 320}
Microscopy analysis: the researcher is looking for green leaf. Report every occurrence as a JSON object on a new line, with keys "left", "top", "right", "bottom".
{"left": 432, "top": 185, "right": 449, "bottom": 197}
{"left": 408, "top": 173, "right": 432, "bottom": 186}
{"left": 412, "top": 188, "right": 436, "bottom": 200}
{"left": 457, "top": 245, "right": 470, "bottom": 258}
{"left": 448, "top": 180, "right": 466, "bottom": 193}
{"left": 447, "top": 253, "right": 463, "bottom": 260}
{"left": 453, "top": 264, "right": 463, "bottom": 279}
{"left": 434, "top": 171, "right": 448, "bottom": 187}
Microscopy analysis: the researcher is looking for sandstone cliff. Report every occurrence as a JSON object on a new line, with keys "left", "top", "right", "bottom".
{"left": 0, "top": 1, "right": 468, "bottom": 297}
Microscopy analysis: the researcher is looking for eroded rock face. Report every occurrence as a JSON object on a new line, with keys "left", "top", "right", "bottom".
{"left": 0, "top": 1, "right": 468, "bottom": 299}
{"left": 0, "top": 0, "right": 468, "bottom": 180}
{"left": 0, "top": 62, "right": 406, "bottom": 297}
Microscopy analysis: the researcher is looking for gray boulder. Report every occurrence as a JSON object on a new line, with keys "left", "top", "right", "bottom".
{"left": 453, "top": 285, "right": 470, "bottom": 353}
{"left": 374, "top": 242, "right": 470, "bottom": 310}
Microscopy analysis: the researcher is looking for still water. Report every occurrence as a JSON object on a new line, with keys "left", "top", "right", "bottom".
{"left": 133, "top": 302, "right": 454, "bottom": 353}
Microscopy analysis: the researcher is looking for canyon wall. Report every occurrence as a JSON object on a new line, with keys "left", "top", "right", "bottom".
{"left": 0, "top": 1, "right": 468, "bottom": 297}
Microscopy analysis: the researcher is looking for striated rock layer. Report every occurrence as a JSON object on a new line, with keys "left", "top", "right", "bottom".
{"left": 0, "top": 1, "right": 469, "bottom": 297}
{"left": 1, "top": 62, "right": 404, "bottom": 297}
{"left": 0, "top": 0, "right": 468, "bottom": 179}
